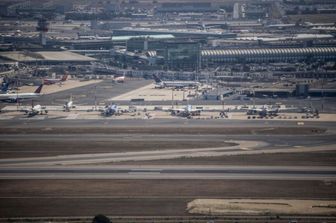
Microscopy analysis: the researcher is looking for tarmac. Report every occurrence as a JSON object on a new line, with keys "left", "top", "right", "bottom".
{"left": 0, "top": 79, "right": 336, "bottom": 218}
{"left": 0, "top": 165, "right": 335, "bottom": 180}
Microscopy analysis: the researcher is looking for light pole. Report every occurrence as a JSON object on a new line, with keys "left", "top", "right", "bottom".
{"left": 171, "top": 88, "right": 174, "bottom": 109}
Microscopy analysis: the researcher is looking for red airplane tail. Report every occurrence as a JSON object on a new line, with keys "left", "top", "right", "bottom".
{"left": 61, "top": 74, "right": 68, "bottom": 82}
{"left": 34, "top": 84, "right": 43, "bottom": 93}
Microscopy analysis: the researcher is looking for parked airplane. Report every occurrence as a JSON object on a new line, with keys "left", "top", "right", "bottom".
{"left": 43, "top": 74, "right": 68, "bottom": 85}
{"left": 63, "top": 96, "right": 75, "bottom": 112}
{"left": 113, "top": 75, "right": 125, "bottom": 83}
{"left": 0, "top": 82, "right": 9, "bottom": 93}
{"left": 170, "top": 105, "right": 201, "bottom": 118}
{"left": 0, "top": 84, "right": 43, "bottom": 103}
{"left": 153, "top": 74, "right": 200, "bottom": 89}
{"left": 101, "top": 104, "right": 119, "bottom": 116}
{"left": 246, "top": 105, "right": 294, "bottom": 117}
{"left": 21, "top": 103, "right": 48, "bottom": 117}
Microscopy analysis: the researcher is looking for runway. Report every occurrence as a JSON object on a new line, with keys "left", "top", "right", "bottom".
{"left": 0, "top": 121, "right": 335, "bottom": 218}
{"left": 0, "top": 118, "right": 335, "bottom": 129}
{"left": 0, "top": 132, "right": 335, "bottom": 180}
{"left": 1, "top": 165, "right": 335, "bottom": 180}
{"left": 0, "top": 132, "right": 335, "bottom": 164}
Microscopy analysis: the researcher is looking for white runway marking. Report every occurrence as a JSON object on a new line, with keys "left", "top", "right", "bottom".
{"left": 0, "top": 116, "right": 14, "bottom": 120}
{"left": 18, "top": 116, "right": 46, "bottom": 120}
{"left": 65, "top": 114, "right": 79, "bottom": 119}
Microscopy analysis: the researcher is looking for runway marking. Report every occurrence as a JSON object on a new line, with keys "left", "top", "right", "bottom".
{"left": 0, "top": 116, "right": 14, "bottom": 120}
{"left": 18, "top": 116, "right": 46, "bottom": 120}
{"left": 241, "top": 147, "right": 250, "bottom": 150}
{"left": 128, "top": 172, "right": 161, "bottom": 175}
{"left": 65, "top": 114, "right": 79, "bottom": 119}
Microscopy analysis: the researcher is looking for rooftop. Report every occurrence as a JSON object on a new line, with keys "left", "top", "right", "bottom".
{"left": 0, "top": 51, "right": 96, "bottom": 62}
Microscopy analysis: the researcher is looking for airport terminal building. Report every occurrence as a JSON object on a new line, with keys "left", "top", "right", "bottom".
{"left": 201, "top": 47, "right": 336, "bottom": 65}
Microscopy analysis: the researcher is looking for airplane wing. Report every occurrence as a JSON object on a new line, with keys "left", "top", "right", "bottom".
{"left": 170, "top": 108, "right": 186, "bottom": 112}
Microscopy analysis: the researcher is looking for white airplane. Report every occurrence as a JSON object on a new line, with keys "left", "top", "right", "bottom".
{"left": 113, "top": 75, "right": 125, "bottom": 83}
{"left": 100, "top": 104, "right": 119, "bottom": 116}
{"left": 245, "top": 105, "right": 295, "bottom": 117}
{"left": 0, "top": 84, "right": 43, "bottom": 103}
{"left": 63, "top": 96, "right": 76, "bottom": 112}
{"left": 21, "top": 104, "right": 48, "bottom": 117}
{"left": 153, "top": 74, "right": 200, "bottom": 89}
{"left": 170, "top": 105, "right": 201, "bottom": 118}
{"left": 95, "top": 35, "right": 112, "bottom": 40}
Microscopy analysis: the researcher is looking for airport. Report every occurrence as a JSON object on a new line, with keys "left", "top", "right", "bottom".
{"left": 0, "top": 0, "right": 336, "bottom": 222}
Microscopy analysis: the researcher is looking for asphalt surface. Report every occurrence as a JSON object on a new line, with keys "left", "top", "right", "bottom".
{"left": 1, "top": 79, "right": 152, "bottom": 107}
{"left": 2, "top": 79, "right": 336, "bottom": 112}
{"left": 0, "top": 165, "right": 335, "bottom": 180}
{"left": 116, "top": 97, "right": 336, "bottom": 113}
{"left": 0, "top": 118, "right": 335, "bottom": 129}
{"left": 0, "top": 131, "right": 335, "bottom": 180}
{"left": 41, "top": 79, "right": 151, "bottom": 105}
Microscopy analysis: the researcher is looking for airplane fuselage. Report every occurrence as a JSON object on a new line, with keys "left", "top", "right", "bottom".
{"left": 0, "top": 93, "right": 43, "bottom": 102}
{"left": 157, "top": 81, "right": 199, "bottom": 89}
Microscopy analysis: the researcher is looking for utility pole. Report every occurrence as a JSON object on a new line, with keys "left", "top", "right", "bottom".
{"left": 253, "top": 89, "right": 256, "bottom": 108}
{"left": 16, "top": 79, "right": 19, "bottom": 111}
{"left": 94, "top": 85, "right": 97, "bottom": 111}
{"left": 171, "top": 89, "right": 174, "bottom": 109}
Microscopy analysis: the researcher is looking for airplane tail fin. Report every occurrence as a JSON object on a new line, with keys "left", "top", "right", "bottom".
{"left": 61, "top": 74, "right": 68, "bottom": 82}
{"left": 1, "top": 82, "right": 9, "bottom": 93}
{"left": 153, "top": 74, "right": 162, "bottom": 83}
{"left": 34, "top": 84, "right": 43, "bottom": 93}
{"left": 187, "top": 105, "right": 192, "bottom": 111}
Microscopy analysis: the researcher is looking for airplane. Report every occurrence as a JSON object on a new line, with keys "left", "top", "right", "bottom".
{"left": 170, "top": 105, "right": 201, "bottom": 118}
{"left": 245, "top": 105, "right": 294, "bottom": 117}
{"left": 0, "top": 84, "right": 43, "bottom": 103}
{"left": 1, "top": 82, "right": 9, "bottom": 93}
{"left": 113, "top": 75, "right": 125, "bottom": 83}
{"left": 100, "top": 104, "right": 119, "bottom": 116}
{"left": 43, "top": 74, "right": 68, "bottom": 85}
{"left": 246, "top": 106, "right": 278, "bottom": 117}
{"left": 95, "top": 35, "right": 112, "bottom": 40}
{"left": 63, "top": 96, "right": 76, "bottom": 112}
{"left": 153, "top": 74, "right": 200, "bottom": 89}
{"left": 21, "top": 103, "right": 48, "bottom": 117}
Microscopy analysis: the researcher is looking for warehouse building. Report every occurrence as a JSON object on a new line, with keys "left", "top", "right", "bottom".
{"left": 201, "top": 47, "right": 336, "bottom": 65}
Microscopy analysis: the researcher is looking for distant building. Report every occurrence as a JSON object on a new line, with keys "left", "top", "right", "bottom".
{"left": 113, "top": 28, "right": 236, "bottom": 39}
{"left": 126, "top": 36, "right": 174, "bottom": 52}
{"left": 155, "top": 2, "right": 217, "bottom": 14}
{"left": 157, "top": 41, "right": 201, "bottom": 71}
{"left": 251, "top": 89, "right": 294, "bottom": 98}
{"left": 296, "top": 83, "right": 309, "bottom": 97}
{"left": 0, "top": 51, "right": 96, "bottom": 65}
{"left": 201, "top": 47, "right": 336, "bottom": 65}
{"left": 233, "top": 3, "right": 240, "bottom": 19}
{"left": 309, "top": 89, "right": 336, "bottom": 97}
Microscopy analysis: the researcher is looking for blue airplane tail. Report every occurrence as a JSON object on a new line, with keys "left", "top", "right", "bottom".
{"left": 1, "top": 82, "right": 9, "bottom": 93}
